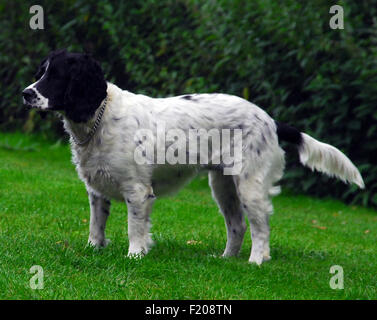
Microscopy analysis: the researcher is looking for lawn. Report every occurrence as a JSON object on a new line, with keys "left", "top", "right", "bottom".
{"left": 0, "top": 132, "right": 376, "bottom": 300}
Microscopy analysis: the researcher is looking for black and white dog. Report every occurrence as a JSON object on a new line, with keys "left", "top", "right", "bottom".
{"left": 23, "top": 49, "right": 364, "bottom": 265}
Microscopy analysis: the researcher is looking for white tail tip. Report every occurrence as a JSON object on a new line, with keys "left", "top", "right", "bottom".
{"left": 299, "top": 133, "right": 365, "bottom": 189}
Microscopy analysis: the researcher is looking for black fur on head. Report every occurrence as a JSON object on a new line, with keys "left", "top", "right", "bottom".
{"left": 23, "top": 49, "right": 107, "bottom": 123}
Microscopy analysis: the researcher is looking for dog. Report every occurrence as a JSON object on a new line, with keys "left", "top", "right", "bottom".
{"left": 22, "top": 49, "right": 364, "bottom": 265}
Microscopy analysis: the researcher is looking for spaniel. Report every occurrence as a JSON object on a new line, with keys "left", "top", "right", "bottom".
{"left": 22, "top": 49, "right": 364, "bottom": 265}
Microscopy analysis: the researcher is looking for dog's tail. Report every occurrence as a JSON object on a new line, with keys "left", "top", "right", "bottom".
{"left": 275, "top": 121, "right": 365, "bottom": 189}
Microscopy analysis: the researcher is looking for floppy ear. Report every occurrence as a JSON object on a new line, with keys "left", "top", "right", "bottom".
{"left": 64, "top": 54, "right": 107, "bottom": 123}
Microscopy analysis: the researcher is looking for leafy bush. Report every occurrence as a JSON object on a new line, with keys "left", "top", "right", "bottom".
{"left": 0, "top": 0, "right": 376, "bottom": 206}
{"left": 190, "top": 0, "right": 377, "bottom": 206}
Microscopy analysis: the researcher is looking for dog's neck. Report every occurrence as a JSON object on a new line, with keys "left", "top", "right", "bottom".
{"left": 62, "top": 96, "right": 108, "bottom": 147}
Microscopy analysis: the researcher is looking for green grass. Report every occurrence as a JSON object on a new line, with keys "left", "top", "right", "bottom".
{"left": 0, "top": 132, "right": 376, "bottom": 300}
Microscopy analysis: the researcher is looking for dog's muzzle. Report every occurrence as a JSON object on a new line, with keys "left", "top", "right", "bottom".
{"left": 22, "top": 87, "right": 49, "bottom": 110}
{"left": 22, "top": 88, "right": 37, "bottom": 105}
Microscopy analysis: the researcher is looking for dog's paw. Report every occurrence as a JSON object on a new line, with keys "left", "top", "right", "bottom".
{"left": 127, "top": 244, "right": 147, "bottom": 259}
{"left": 248, "top": 254, "right": 264, "bottom": 266}
{"left": 127, "top": 251, "right": 145, "bottom": 260}
{"left": 87, "top": 238, "right": 111, "bottom": 249}
{"left": 221, "top": 250, "right": 239, "bottom": 258}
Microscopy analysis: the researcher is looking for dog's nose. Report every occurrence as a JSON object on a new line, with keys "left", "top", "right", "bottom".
{"left": 22, "top": 88, "right": 37, "bottom": 102}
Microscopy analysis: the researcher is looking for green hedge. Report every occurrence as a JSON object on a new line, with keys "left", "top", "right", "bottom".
{"left": 0, "top": 0, "right": 376, "bottom": 206}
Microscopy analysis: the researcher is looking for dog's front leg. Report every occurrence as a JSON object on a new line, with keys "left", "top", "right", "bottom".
{"left": 124, "top": 183, "right": 155, "bottom": 258}
{"left": 87, "top": 192, "right": 111, "bottom": 248}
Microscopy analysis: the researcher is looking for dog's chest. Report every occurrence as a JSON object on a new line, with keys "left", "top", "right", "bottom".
{"left": 73, "top": 148, "right": 124, "bottom": 201}
{"left": 84, "top": 165, "right": 123, "bottom": 200}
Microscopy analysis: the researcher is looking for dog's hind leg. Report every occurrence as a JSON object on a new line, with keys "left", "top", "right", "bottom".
{"left": 87, "top": 192, "right": 111, "bottom": 248}
{"left": 234, "top": 175, "right": 273, "bottom": 265}
{"left": 209, "top": 171, "right": 247, "bottom": 257}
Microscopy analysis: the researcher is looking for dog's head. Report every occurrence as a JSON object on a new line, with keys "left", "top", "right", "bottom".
{"left": 22, "top": 49, "right": 107, "bottom": 123}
